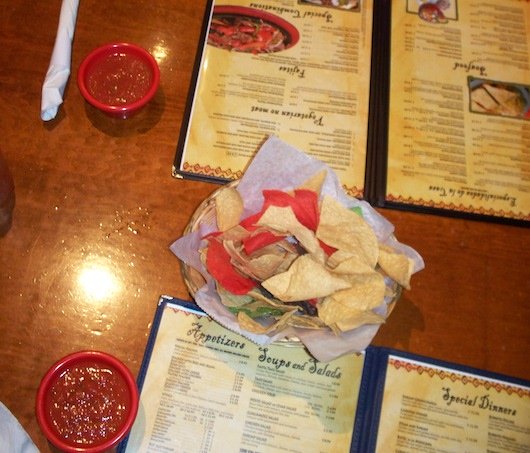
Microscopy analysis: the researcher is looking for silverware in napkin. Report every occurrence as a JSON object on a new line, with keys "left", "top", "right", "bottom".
{"left": 40, "top": 0, "right": 80, "bottom": 121}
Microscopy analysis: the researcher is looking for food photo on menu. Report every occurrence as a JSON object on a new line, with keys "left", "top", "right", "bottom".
{"left": 415, "top": 0, "right": 454, "bottom": 24}
{"left": 207, "top": 6, "right": 300, "bottom": 54}
{"left": 469, "top": 78, "right": 530, "bottom": 120}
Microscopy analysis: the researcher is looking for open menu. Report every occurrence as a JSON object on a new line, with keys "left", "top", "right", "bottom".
{"left": 173, "top": 0, "right": 530, "bottom": 225}
{"left": 119, "top": 296, "right": 530, "bottom": 452}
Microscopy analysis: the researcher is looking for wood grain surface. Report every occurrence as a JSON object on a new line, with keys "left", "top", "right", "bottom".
{"left": 0, "top": 1, "right": 528, "bottom": 450}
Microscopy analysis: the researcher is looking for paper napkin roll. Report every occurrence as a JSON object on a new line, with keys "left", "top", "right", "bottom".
{"left": 40, "top": 0, "right": 80, "bottom": 121}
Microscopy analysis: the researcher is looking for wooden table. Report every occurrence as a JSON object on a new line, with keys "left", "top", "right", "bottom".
{"left": 0, "top": 1, "right": 528, "bottom": 450}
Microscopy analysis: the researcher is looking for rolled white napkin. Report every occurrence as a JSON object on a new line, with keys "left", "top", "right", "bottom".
{"left": 40, "top": 0, "right": 80, "bottom": 121}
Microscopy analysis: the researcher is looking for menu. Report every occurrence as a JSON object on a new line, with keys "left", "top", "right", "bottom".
{"left": 383, "top": 0, "right": 530, "bottom": 224}
{"left": 119, "top": 297, "right": 530, "bottom": 452}
{"left": 173, "top": 0, "right": 530, "bottom": 225}
{"left": 174, "top": 0, "right": 374, "bottom": 199}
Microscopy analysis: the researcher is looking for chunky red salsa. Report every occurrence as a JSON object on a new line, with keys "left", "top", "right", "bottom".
{"left": 46, "top": 359, "right": 131, "bottom": 447}
{"left": 87, "top": 52, "right": 152, "bottom": 106}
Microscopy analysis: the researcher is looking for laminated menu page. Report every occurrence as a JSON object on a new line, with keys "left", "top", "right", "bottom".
{"left": 119, "top": 296, "right": 530, "bottom": 452}
{"left": 174, "top": 0, "right": 374, "bottom": 198}
{"left": 120, "top": 297, "right": 365, "bottom": 452}
{"left": 381, "top": 0, "right": 530, "bottom": 224}
{"left": 173, "top": 0, "right": 530, "bottom": 226}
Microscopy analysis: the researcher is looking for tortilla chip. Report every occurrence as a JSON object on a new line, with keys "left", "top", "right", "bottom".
{"left": 243, "top": 230, "right": 286, "bottom": 255}
{"left": 229, "top": 299, "right": 294, "bottom": 318}
{"left": 205, "top": 238, "right": 256, "bottom": 294}
{"left": 287, "top": 314, "right": 327, "bottom": 329}
{"left": 237, "top": 310, "right": 295, "bottom": 334}
{"left": 246, "top": 252, "right": 297, "bottom": 281}
{"left": 316, "top": 196, "right": 379, "bottom": 268}
{"left": 335, "top": 309, "right": 385, "bottom": 332}
{"left": 296, "top": 169, "right": 327, "bottom": 194}
{"left": 262, "top": 254, "right": 350, "bottom": 302}
{"left": 317, "top": 271, "right": 386, "bottom": 326}
{"left": 217, "top": 285, "right": 255, "bottom": 308}
{"left": 248, "top": 288, "right": 288, "bottom": 307}
{"left": 261, "top": 189, "right": 320, "bottom": 231}
{"left": 215, "top": 186, "right": 244, "bottom": 231}
{"left": 257, "top": 205, "right": 325, "bottom": 263}
{"left": 220, "top": 225, "right": 250, "bottom": 242}
{"left": 378, "top": 244, "right": 414, "bottom": 290}
{"left": 327, "top": 249, "right": 374, "bottom": 275}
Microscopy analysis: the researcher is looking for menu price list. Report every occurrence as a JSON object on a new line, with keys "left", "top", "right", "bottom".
{"left": 121, "top": 299, "right": 530, "bottom": 452}
{"left": 175, "top": 0, "right": 374, "bottom": 197}
{"left": 123, "top": 300, "right": 363, "bottom": 453}
{"left": 371, "top": 355, "right": 530, "bottom": 453}
{"left": 385, "top": 0, "right": 530, "bottom": 223}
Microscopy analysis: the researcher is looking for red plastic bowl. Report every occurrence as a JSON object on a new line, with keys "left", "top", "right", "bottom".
{"left": 36, "top": 351, "right": 139, "bottom": 453}
{"left": 78, "top": 42, "right": 160, "bottom": 119}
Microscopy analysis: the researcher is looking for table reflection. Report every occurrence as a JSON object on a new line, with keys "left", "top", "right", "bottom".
{"left": 77, "top": 257, "right": 122, "bottom": 303}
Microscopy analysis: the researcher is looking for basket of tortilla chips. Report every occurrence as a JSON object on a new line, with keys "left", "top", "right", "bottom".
{"left": 171, "top": 137, "right": 424, "bottom": 361}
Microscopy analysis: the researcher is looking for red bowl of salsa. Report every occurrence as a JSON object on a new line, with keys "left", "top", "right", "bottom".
{"left": 36, "top": 351, "right": 139, "bottom": 453}
{"left": 78, "top": 42, "right": 160, "bottom": 119}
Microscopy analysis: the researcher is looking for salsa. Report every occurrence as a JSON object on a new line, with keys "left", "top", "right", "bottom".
{"left": 87, "top": 52, "right": 152, "bottom": 106}
{"left": 46, "top": 359, "right": 131, "bottom": 447}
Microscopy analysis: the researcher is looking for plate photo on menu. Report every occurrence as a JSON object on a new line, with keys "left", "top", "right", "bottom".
{"left": 207, "top": 5, "right": 300, "bottom": 54}
{"left": 469, "top": 78, "right": 530, "bottom": 121}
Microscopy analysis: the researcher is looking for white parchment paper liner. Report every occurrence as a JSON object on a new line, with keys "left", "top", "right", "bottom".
{"left": 40, "top": 0, "right": 80, "bottom": 121}
{"left": 171, "top": 136, "right": 424, "bottom": 361}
